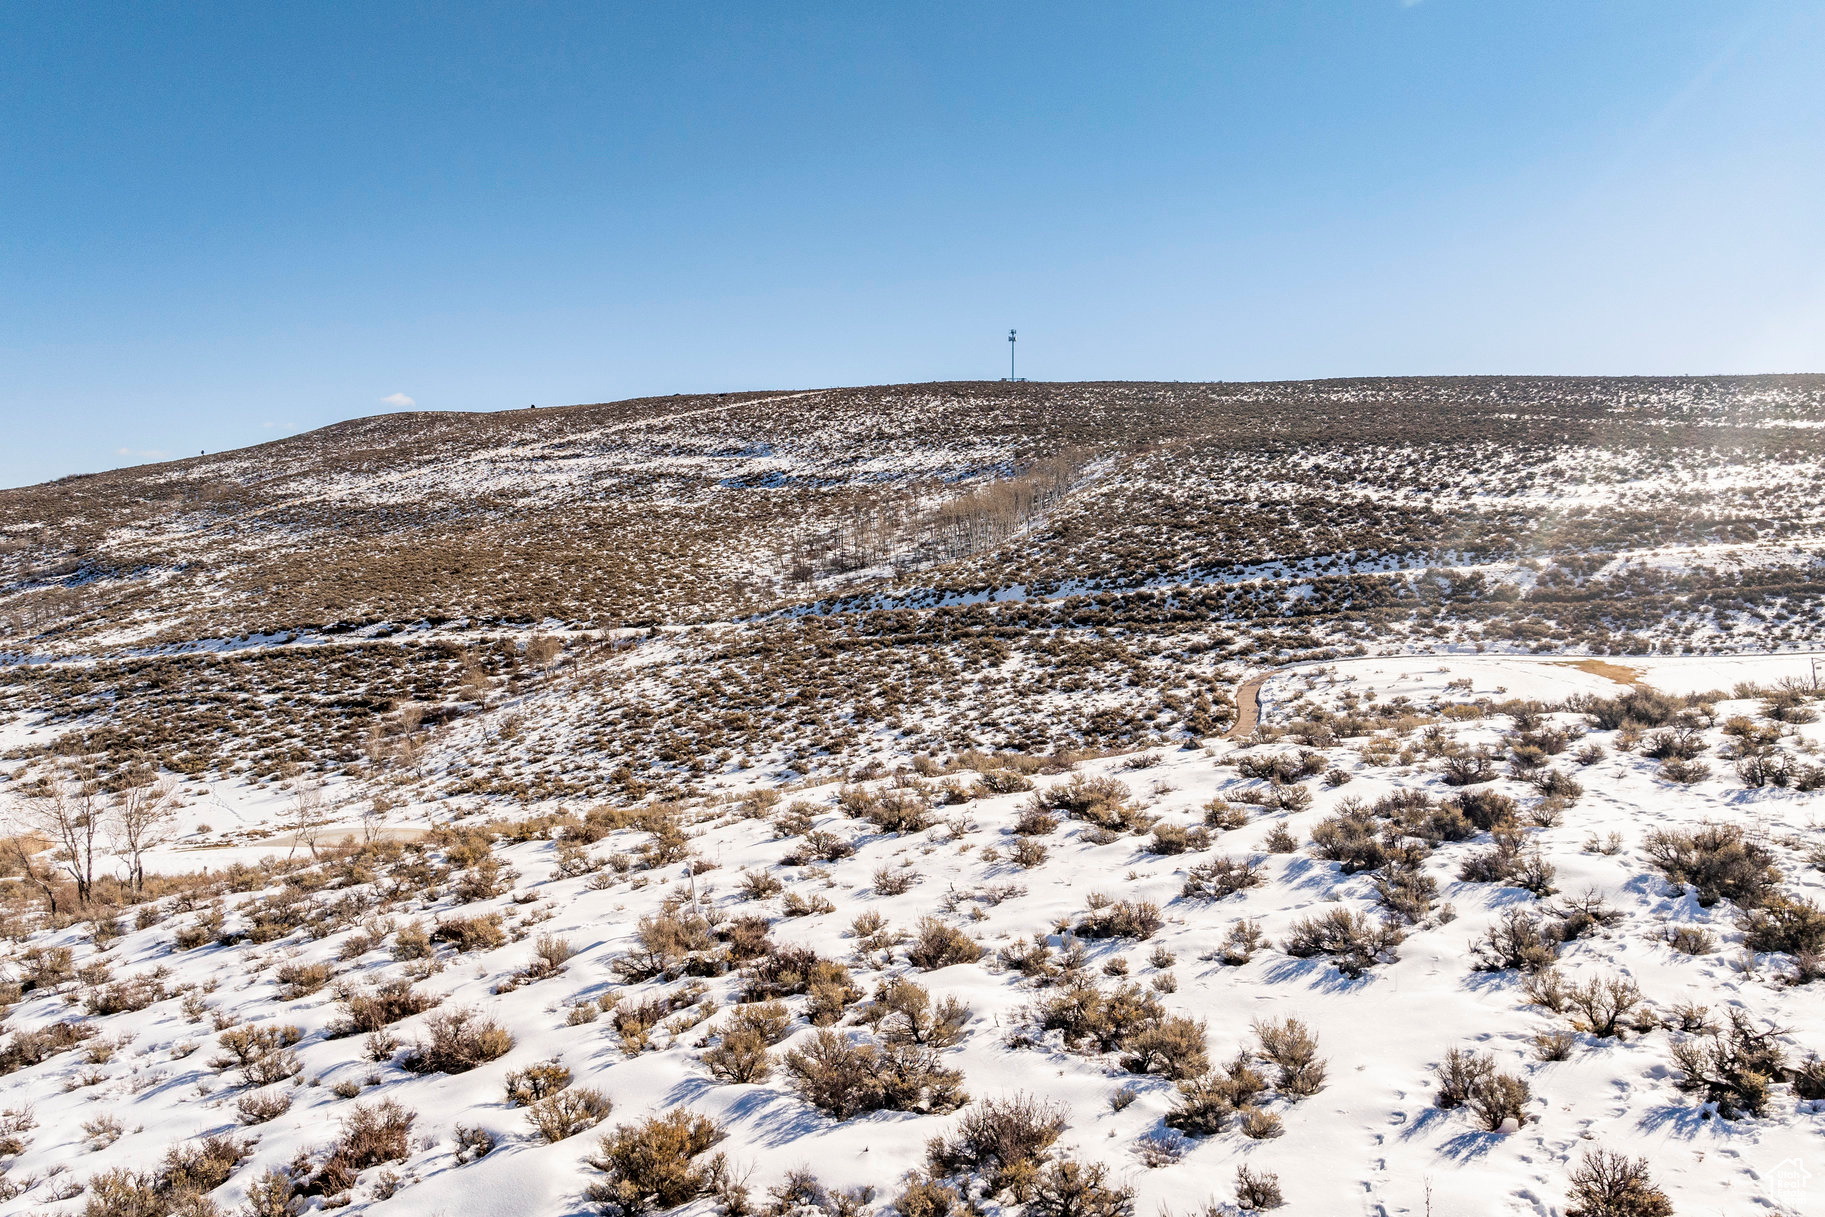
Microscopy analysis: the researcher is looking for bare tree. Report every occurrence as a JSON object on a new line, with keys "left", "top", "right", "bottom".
{"left": 14, "top": 769, "right": 106, "bottom": 906}
{"left": 283, "top": 783, "right": 326, "bottom": 860}
{"left": 109, "top": 772, "right": 180, "bottom": 893}
{"left": 362, "top": 793, "right": 396, "bottom": 846}
{"left": 362, "top": 721, "right": 393, "bottom": 771}
{"left": 0, "top": 790, "right": 64, "bottom": 916}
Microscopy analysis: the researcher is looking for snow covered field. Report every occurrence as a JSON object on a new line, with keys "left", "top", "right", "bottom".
{"left": 3, "top": 377, "right": 1825, "bottom": 1216}
{"left": 1, "top": 661, "right": 1821, "bottom": 1216}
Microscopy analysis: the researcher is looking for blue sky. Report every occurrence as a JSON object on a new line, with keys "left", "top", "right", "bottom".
{"left": 3, "top": 1, "right": 1823, "bottom": 488}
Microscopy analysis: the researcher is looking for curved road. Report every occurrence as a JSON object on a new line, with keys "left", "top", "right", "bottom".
{"left": 1223, "top": 673, "right": 1270, "bottom": 739}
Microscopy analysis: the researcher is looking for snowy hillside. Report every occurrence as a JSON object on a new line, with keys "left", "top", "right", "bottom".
{"left": 1, "top": 379, "right": 1823, "bottom": 1216}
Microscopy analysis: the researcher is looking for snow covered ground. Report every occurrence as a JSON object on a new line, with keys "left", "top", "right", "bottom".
{"left": 1, "top": 662, "right": 1820, "bottom": 1216}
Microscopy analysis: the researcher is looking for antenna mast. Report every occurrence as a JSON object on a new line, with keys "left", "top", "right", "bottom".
{"left": 1008, "top": 329, "right": 1017, "bottom": 381}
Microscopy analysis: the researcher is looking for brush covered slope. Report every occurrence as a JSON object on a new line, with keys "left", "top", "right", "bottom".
{"left": 5, "top": 376, "right": 1825, "bottom": 798}
{"left": 0, "top": 378, "right": 1823, "bottom": 1216}
{"left": 1, "top": 673, "right": 1823, "bottom": 1216}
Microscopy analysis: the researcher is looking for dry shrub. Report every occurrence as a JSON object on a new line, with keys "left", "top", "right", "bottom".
{"left": 453, "top": 1125, "right": 497, "bottom": 1164}
{"left": 160, "top": 1133, "right": 249, "bottom": 1196}
{"left": 1761, "top": 686, "right": 1820, "bottom": 724}
{"left": 1529, "top": 768, "right": 1584, "bottom": 802}
{"left": 861, "top": 978, "right": 970, "bottom": 1048}
{"left": 1238, "top": 1106, "right": 1284, "bottom": 1139}
{"left": 1433, "top": 1046, "right": 1492, "bottom": 1109}
{"left": 1439, "top": 750, "right": 1497, "bottom": 786}
{"left": 738, "top": 870, "right": 784, "bottom": 899}
{"left": 212, "top": 1023, "right": 304, "bottom": 1087}
{"left": 926, "top": 1093, "right": 1066, "bottom": 1197}
{"left": 1470, "top": 908, "right": 1561, "bottom": 974}
{"left": 1584, "top": 689, "right": 1684, "bottom": 731}
{"left": 894, "top": 1174, "right": 965, "bottom": 1217}
{"left": 1145, "top": 823, "right": 1210, "bottom": 855}
{"left": 84, "top": 974, "right": 167, "bottom": 1015}
{"left": 874, "top": 866, "right": 917, "bottom": 895}
{"left": 1165, "top": 1059, "right": 1267, "bottom": 1135}
{"left": 452, "top": 856, "right": 514, "bottom": 902}
{"left": 702, "top": 1026, "right": 772, "bottom": 1083}
{"left": 713, "top": 915, "right": 772, "bottom": 964}
{"left": 905, "top": 918, "right": 983, "bottom": 970}
{"left": 1253, "top": 1017, "right": 1326, "bottom": 1096}
{"left": 1214, "top": 918, "right": 1264, "bottom": 966}
{"left": 1372, "top": 861, "right": 1437, "bottom": 924}
{"left": 1643, "top": 823, "right": 1781, "bottom": 908}
{"left": 1012, "top": 805, "right": 1059, "bottom": 836}
{"left": 241, "top": 1169, "right": 296, "bottom": 1217}
{"left": 1234, "top": 1164, "right": 1284, "bottom": 1211}
{"left": 1010, "top": 838, "right": 1049, "bottom": 868}
{"left": 786, "top": 829, "right": 857, "bottom": 865}
{"left": 725, "top": 1000, "right": 793, "bottom": 1043}
{"left": 1235, "top": 750, "right": 1324, "bottom": 784}
{"left": 782, "top": 1029, "right": 968, "bottom": 1119}
{"left": 83, "top": 1134, "right": 248, "bottom": 1213}
{"left": 274, "top": 960, "right": 332, "bottom": 999}
{"left": 1181, "top": 855, "right": 1262, "bottom": 900}
{"left": 1458, "top": 831, "right": 1558, "bottom": 896}
{"left": 1074, "top": 897, "right": 1164, "bottom": 941}
{"left": 1669, "top": 1008, "right": 1793, "bottom": 1118}
{"left": 977, "top": 770, "right": 1037, "bottom": 795}
{"left": 522, "top": 933, "right": 575, "bottom": 979}
{"left": 390, "top": 921, "right": 432, "bottom": 960}
{"left": 1457, "top": 1068, "right": 1530, "bottom": 1130}
{"left": 505, "top": 1059, "right": 573, "bottom": 1105}
{"left": 1738, "top": 893, "right": 1825, "bottom": 959}
{"left": 740, "top": 946, "right": 861, "bottom": 1024}
{"left": 703, "top": 1003, "right": 791, "bottom": 1083}
{"left": 1521, "top": 966, "right": 1570, "bottom": 1013}
{"left": 1564, "top": 974, "right": 1643, "bottom": 1039}
{"left": 611, "top": 989, "right": 704, "bottom": 1055}
{"left": 303, "top": 1099, "right": 415, "bottom": 1197}
{"left": 1281, "top": 907, "right": 1404, "bottom": 976}
{"left": 615, "top": 906, "right": 719, "bottom": 982}
{"left": 1444, "top": 788, "right": 1518, "bottom": 831}
{"left": 237, "top": 1087, "right": 294, "bottom": 1125}
{"left": 1119, "top": 1015, "right": 1208, "bottom": 1079}
{"left": 1554, "top": 890, "right": 1623, "bottom": 941}
{"left": 1203, "top": 799, "right": 1249, "bottom": 831}
{"left": 1307, "top": 802, "right": 1396, "bottom": 874}
{"left": 528, "top": 1087, "right": 612, "bottom": 1142}
{"left": 1026, "top": 1157, "right": 1133, "bottom": 1217}
{"left": 432, "top": 913, "right": 507, "bottom": 953}
{"left": 1565, "top": 1149, "right": 1672, "bottom": 1217}
{"left": 862, "top": 790, "right": 934, "bottom": 834}
{"left": 1263, "top": 784, "right": 1312, "bottom": 811}
{"left": 401, "top": 1006, "right": 514, "bottom": 1074}
{"left": 584, "top": 1109, "right": 726, "bottom": 1211}
{"left": 1033, "top": 981, "right": 1164, "bottom": 1054}
{"left": 331, "top": 979, "right": 439, "bottom": 1036}
{"left": 763, "top": 1167, "right": 877, "bottom": 1217}
{"left": 1036, "top": 775, "right": 1143, "bottom": 830}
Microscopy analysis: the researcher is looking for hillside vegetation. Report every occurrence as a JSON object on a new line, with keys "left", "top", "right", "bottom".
{"left": 0, "top": 377, "right": 1822, "bottom": 1215}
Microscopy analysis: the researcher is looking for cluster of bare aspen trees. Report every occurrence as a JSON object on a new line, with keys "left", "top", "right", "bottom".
{"left": 784, "top": 451, "right": 1087, "bottom": 585}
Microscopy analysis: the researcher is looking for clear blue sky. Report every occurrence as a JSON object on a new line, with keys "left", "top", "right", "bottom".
{"left": 4, "top": 2, "right": 1823, "bottom": 488}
